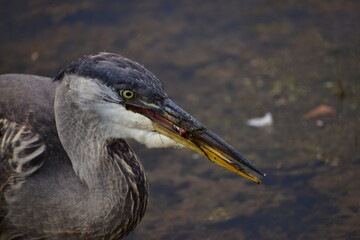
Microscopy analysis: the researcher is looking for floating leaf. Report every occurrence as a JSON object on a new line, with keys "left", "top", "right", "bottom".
{"left": 304, "top": 105, "right": 336, "bottom": 119}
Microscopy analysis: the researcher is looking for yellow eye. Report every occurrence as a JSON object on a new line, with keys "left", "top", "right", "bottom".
{"left": 121, "top": 90, "right": 135, "bottom": 99}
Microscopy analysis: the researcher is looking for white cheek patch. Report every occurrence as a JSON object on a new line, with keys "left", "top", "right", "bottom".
{"left": 95, "top": 103, "right": 183, "bottom": 149}
{"left": 96, "top": 103, "right": 154, "bottom": 131}
{"left": 123, "top": 129, "right": 183, "bottom": 149}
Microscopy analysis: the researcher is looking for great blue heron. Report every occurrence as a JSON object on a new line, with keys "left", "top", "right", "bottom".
{"left": 0, "top": 53, "right": 265, "bottom": 239}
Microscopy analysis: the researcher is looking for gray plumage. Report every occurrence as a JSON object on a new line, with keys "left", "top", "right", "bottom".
{"left": 0, "top": 54, "right": 152, "bottom": 239}
{"left": 0, "top": 52, "right": 265, "bottom": 240}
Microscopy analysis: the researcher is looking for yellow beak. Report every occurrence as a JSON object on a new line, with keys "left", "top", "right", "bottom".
{"left": 127, "top": 99, "right": 265, "bottom": 183}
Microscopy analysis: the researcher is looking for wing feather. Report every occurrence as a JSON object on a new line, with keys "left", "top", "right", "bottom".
{"left": 0, "top": 118, "right": 45, "bottom": 191}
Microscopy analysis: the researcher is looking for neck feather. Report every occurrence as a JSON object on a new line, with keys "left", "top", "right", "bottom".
{"left": 53, "top": 78, "right": 148, "bottom": 237}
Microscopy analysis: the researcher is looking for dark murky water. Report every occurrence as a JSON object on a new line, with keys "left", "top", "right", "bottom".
{"left": 1, "top": 1, "right": 359, "bottom": 239}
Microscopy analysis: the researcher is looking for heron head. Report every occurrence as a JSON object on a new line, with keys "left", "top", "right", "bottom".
{"left": 54, "top": 53, "right": 265, "bottom": 183}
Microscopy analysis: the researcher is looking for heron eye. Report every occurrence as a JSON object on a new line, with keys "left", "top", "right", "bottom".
{"left": 121, "top": 90, "right": 135, "bottom": 99}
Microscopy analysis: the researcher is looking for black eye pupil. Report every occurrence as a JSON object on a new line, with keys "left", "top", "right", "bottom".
{"left": 122, "top": 90, "right": 134, "bottom": 98}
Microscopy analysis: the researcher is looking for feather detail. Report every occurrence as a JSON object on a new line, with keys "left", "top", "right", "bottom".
{"left": 0, "top": 118, "right": 45, "bottom": 191}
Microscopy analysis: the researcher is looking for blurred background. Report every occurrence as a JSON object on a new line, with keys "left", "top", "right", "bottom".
{"left": 1, "top": 0, "right": 359, "bottom": 239}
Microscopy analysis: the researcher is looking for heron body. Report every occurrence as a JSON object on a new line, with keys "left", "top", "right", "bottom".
{"left": 0, "top": 53, "right": 265, "bottom": 239}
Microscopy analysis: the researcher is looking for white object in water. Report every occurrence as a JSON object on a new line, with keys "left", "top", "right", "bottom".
{"left": 247, "top": 112, "right": 273, "bottom": 127}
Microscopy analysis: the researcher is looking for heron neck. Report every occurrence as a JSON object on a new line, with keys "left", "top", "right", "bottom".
{"left": 54, "top": 82, "right": 148, "bottom": 235}
{"left": 55, "top": 104, "right": 145, "bottom": 193}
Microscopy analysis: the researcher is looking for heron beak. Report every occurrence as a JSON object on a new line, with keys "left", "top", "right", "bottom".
{"left": 126, "top": 99, "right": 265, "bottom": 183}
